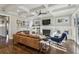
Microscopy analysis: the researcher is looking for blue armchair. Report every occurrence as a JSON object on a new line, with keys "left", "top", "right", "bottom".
{"left": 50, "top": 32, "right": 67, "bottom": 43}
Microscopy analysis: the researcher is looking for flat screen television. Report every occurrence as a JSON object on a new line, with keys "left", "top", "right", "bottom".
{"left": 42, "top": 19, "right": 50, "bottom": 25}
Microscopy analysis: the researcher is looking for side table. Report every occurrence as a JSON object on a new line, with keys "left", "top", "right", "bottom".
{"left": 39, "top": 40, "right": 51, "bottom": 53}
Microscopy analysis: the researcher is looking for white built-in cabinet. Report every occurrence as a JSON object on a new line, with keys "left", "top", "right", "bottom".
{"left": 16, "top": 15, "right": 75, "bottom": 40}
{"left": 39, "top": 15, "right": 73, "bottom": 39}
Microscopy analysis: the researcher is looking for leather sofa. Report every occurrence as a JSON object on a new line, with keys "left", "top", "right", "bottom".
{"left": 13, "top": 32, "right": 41, "bottom": 50}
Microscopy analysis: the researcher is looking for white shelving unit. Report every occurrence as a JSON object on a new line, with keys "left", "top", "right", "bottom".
{"left": 31, "top": 20, "right": 41, "bottom": 34}
{"left": 0, "top": 24, "right": 5, "bottom": 27}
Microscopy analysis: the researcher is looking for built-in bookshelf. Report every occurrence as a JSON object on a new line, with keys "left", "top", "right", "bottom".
{"left": 39, "top": 16, "right": 73, "bottom": 39}
{"left": 31, "top": 20, "right": 40, "bottom": 34}
{"left": 16, "top": 19, "right": 30, "bottom": 31}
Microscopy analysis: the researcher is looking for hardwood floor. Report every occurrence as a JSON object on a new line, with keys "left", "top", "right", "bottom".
{"left": 0, "top": 36, "right": 79, "bottom": 54}
{"left": 0, "top": 44, "right": 40, "bottom": 54}
{"left": 0, "top": 36, "right": 41, "bottom": 54}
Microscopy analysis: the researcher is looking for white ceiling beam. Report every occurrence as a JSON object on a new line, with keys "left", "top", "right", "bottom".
{"left": 44, "top": 4, "right": 53, "bottom": 16}
{"left": 18, "top": 6, "right": 30, "bottom": 13}
{"left": 18, "top": 6, "right": 38, "bottom": 17}
{"left": 52, "top": 5, "right": 77, "bottom": 12}
{"left": 27, "top": 4, "right": 54, "bottom": 19}
{"left": 72, "top": 5, "right": 79, "bottom": 16}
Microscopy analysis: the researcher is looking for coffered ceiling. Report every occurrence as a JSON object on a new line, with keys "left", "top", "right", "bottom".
{"left": 0, "top": 4, "right": 79, "bottom": 18}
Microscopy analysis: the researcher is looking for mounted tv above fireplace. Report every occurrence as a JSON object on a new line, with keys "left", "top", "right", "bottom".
{"left": 42, "top": 19, "right": 51, "bottom": 25}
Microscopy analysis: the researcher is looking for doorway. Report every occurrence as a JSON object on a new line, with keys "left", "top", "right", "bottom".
{"left": 0, "top": 15, "right": 9, "bottom": 46}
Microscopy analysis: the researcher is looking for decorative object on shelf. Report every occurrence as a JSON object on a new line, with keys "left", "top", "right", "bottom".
{"left": 32, "top": 31, "right": 36, "bottom": 34}
{"left": 16, "top": 20, "right": 28, "bottom": 28}
{"left": 58, "top": 19, "right": 62, "bottom": 23}
{"left": 56, "top": 17, "right": 69, "bottom": 24}
{"left": 32, "top": 20, "right": 40, "bottom": 34}
{"left": 33, "top": 20, "right": 40, "bottom": 26}
{"left": 65, "top": 19, "right": 68, "bottom": 22}
{"left": 1, "top": 20, "right": 5, "bottom": 24}
{"left": 77, "top": 17, "right": 79, "bottom": 25}
{"left": 16, "top": 20, "right": 21, "bottom": 27}
{"left": 21, "top": 21, "right": 26, "bottom": 27}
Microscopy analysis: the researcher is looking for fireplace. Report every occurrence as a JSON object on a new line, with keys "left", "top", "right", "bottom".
{"left": 42, "top": 29, "right": 50, "bottom": 36}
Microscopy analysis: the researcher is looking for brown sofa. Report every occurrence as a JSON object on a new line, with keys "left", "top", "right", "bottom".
{"left": 13, "top": 32, "right": 41, "bottom": 50}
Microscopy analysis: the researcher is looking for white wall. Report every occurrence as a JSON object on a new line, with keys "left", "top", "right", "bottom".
{"left": 8, "top": 16, "right": 34, "bottom": 39}
{"left": 6, "top": 13, "right": 76, "bottom": 41}
{"left": 8, "top": 16, "right": 17, "bottom": 39}
{"left": 32, "top": 15, "right": 76, "bottom": 40}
